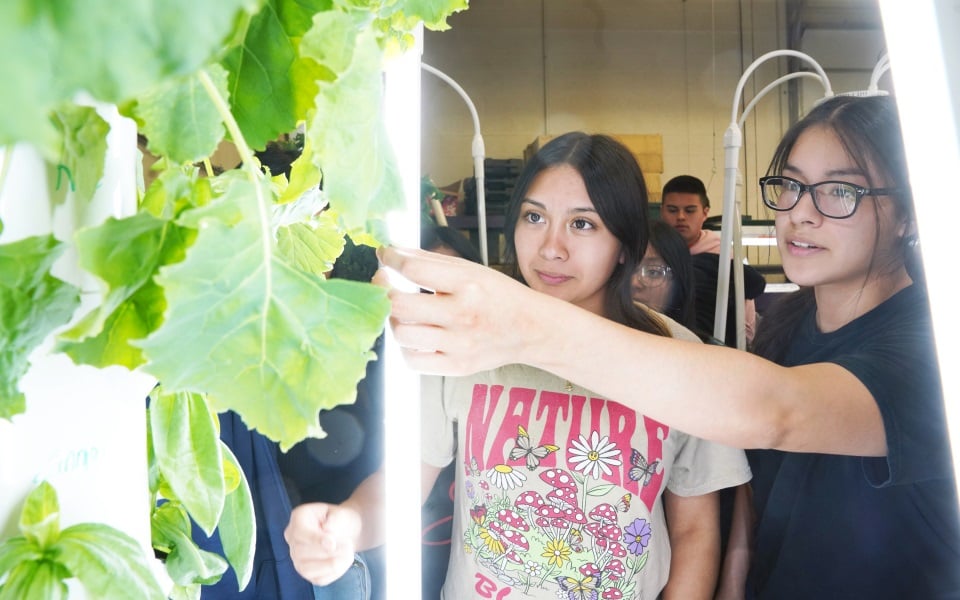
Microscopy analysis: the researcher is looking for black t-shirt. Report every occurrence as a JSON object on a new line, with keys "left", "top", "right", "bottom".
{"left": 691, "top": 253, "right": 766, "bottom": 347}
{"left": 747, "top": 284, "right": 960, "bottom": 599}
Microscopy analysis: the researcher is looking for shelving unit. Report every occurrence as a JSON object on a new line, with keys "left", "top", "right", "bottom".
{"left": 446, "top": 214, "right": 506, "bottom": 265}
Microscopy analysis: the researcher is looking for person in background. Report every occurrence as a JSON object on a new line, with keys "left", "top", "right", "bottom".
{"left": 632, "top": 220, "right": 698, "bottom": 334}
{"left": 659, "top": 175, "right": 719, "bottom": 253}
{"left": 194, "top": 142, "right": 384, "bottom": 600}
{"left": 287, "top": 132, "right": 751, "bottom": 599}
{"left": 376, "top": 95, "right": 960, "bottom": 598}
{"left": 660, "top": 175, "right": 763, "bottom": 345}
{"left": 634, "top": 220, "right": 765, "bottom": 349}
{"left": 633, "top": 219, "right": 750, "bottom": 597}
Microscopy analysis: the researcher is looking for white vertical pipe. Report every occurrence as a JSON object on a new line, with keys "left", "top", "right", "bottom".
{"left": 718, "top": 50, "right": 832, "bottom": 348}
{"left": 716, "top": 124, "right": 741, "bottom": 343}
{"left": 421, "top": 63, "right": 488, "bottom": 265}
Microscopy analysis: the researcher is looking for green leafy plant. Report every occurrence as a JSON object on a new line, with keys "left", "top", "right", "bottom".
{"left": 147, "top": 385, "right": 256, "bottom": 599}
{"left": 0, "top": 482, "right": 165, "bottom": 600}
{"left": 0, "top": 0, "right": 467, "bottom": 595}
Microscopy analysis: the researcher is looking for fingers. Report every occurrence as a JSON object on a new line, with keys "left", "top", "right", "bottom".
{"left": 285, "top": 503, "right": 329, "bottom": 547}
{"left": 377, "top": 245, "right": 483, "bottom": 294}
{"left": 387, "top": 286, "right": 459, "bottom": 329}
{"left": 374, "top": 244, "right": 535, "bottom": 374}
{"left": 285, "top": 504, "right": 357, "bottom": 586}
{"left": 397, "top": 346, "right": 483, "bottom": 377}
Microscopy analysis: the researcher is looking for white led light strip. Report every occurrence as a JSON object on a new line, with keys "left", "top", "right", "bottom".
{"left": 382, "top": 24, "right": 424, "bottom": 599}
{"left": 879, "top": 0, "right": 960, "bottom": 496}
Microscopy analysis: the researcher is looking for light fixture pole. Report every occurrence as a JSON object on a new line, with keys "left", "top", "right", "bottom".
{"left": 718, "top": 50, "right": 832, "bottom": 349}
{"left": 421, "top": 63, "right": 489, "bottom": 265}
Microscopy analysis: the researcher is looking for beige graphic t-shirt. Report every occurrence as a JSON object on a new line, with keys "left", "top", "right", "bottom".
{"left": 421, "top": 324, "right": 751, "bottom": 600}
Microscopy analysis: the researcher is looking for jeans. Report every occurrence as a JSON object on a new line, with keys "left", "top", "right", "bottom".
{"left": 313, "top": 553, "right": 371, "bottom": 600}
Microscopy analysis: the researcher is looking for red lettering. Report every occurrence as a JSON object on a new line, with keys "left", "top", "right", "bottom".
{"left": 563, "top": 394, "right": 587, "bottom": 453}
{"left": 533, "top": 391, "right": 569, "bottom": 468}
{"left": 605, "top": 401, "right": 637, "bottom": 489}
{"left": 486, "top": 386, "right": 536, "bottom": 467}
{"left": 463, "top": 383, "right": 661, "bottom": 512}
{"left": 465, "top": 384, "right": 504, "bottom": 470}
{"left": 638, "top": 415, "right": 669, "bottom": 512}
{"left": 473, "top": 573, "right": 512, "bottom": 598}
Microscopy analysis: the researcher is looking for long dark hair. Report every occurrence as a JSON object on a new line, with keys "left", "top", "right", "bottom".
{"left": 753, "top": 95, "right": 916, "bottom": 362}
{"left": 647, "top": 220, "right": 697, "bottom": 328}
{"left": 502, "top": 132, "right": 669, "bottom": 337}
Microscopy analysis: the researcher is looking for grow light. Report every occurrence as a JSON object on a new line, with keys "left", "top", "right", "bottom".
{"left": 879, "top": 0, "right": 960, "bottom": 501}
{"left": 382, "top": 24, "right": 424, "bottom": 598}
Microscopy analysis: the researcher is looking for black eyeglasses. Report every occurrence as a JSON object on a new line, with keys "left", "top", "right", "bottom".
{"left": 759, "top": 175, "right": 901, "bottom": 219}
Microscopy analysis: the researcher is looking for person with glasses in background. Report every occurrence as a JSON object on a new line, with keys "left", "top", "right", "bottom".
{"left": 376, "top": 95, "right": 960, "bottom": 599}
{"left": 632, "top": 220, "right": 697, "bottom": 333}
{"left": 635, "top": 220, "right": 766, "bottom": 349}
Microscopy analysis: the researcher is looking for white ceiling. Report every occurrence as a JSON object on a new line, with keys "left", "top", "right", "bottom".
{"left": 787, "top": 0, "right": 883, "bottom": 34}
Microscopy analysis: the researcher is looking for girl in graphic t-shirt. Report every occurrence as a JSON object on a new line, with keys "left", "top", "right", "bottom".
{"left": 285, "top": 133, "right": 751, "bottom": 600}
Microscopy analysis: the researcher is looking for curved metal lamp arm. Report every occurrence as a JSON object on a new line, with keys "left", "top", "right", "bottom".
{"left": 868, "top": 54, "right": 891, "bottom": 94}
{"left": 738, "top": 72, "right": 825, "bottom": 130}
{"left": 717, "top": 50, "right": 832, "bottom": 349}
{"left": 421, "top": 63, "right": 489, "bottom": 265}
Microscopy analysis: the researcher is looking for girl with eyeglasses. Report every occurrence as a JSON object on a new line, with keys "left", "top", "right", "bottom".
{"left": 634, "top": 220, "right": 767, "bottom": 349}
{"left": 632, "top": 220, "right": 695, "bottom": 329}
{"left": 378, "top": 95, "right": 960, "bottom": 598}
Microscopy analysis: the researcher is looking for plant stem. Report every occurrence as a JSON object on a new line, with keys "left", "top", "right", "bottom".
{"left": 196, "top": 68, "right": 273, "bottom": 353}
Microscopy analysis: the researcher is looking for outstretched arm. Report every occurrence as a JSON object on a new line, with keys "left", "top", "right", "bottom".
{"left": 377, "top": 246, "right": 885, "bottom": 457}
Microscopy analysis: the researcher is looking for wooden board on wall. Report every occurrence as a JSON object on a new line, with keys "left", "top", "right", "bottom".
{"left": 645, "top": 172, "right": 661, "bottom": 202}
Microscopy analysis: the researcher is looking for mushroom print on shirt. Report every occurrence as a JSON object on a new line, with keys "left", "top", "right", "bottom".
{"left": 421, "top": 349, "right": 751, "bottom": 600}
